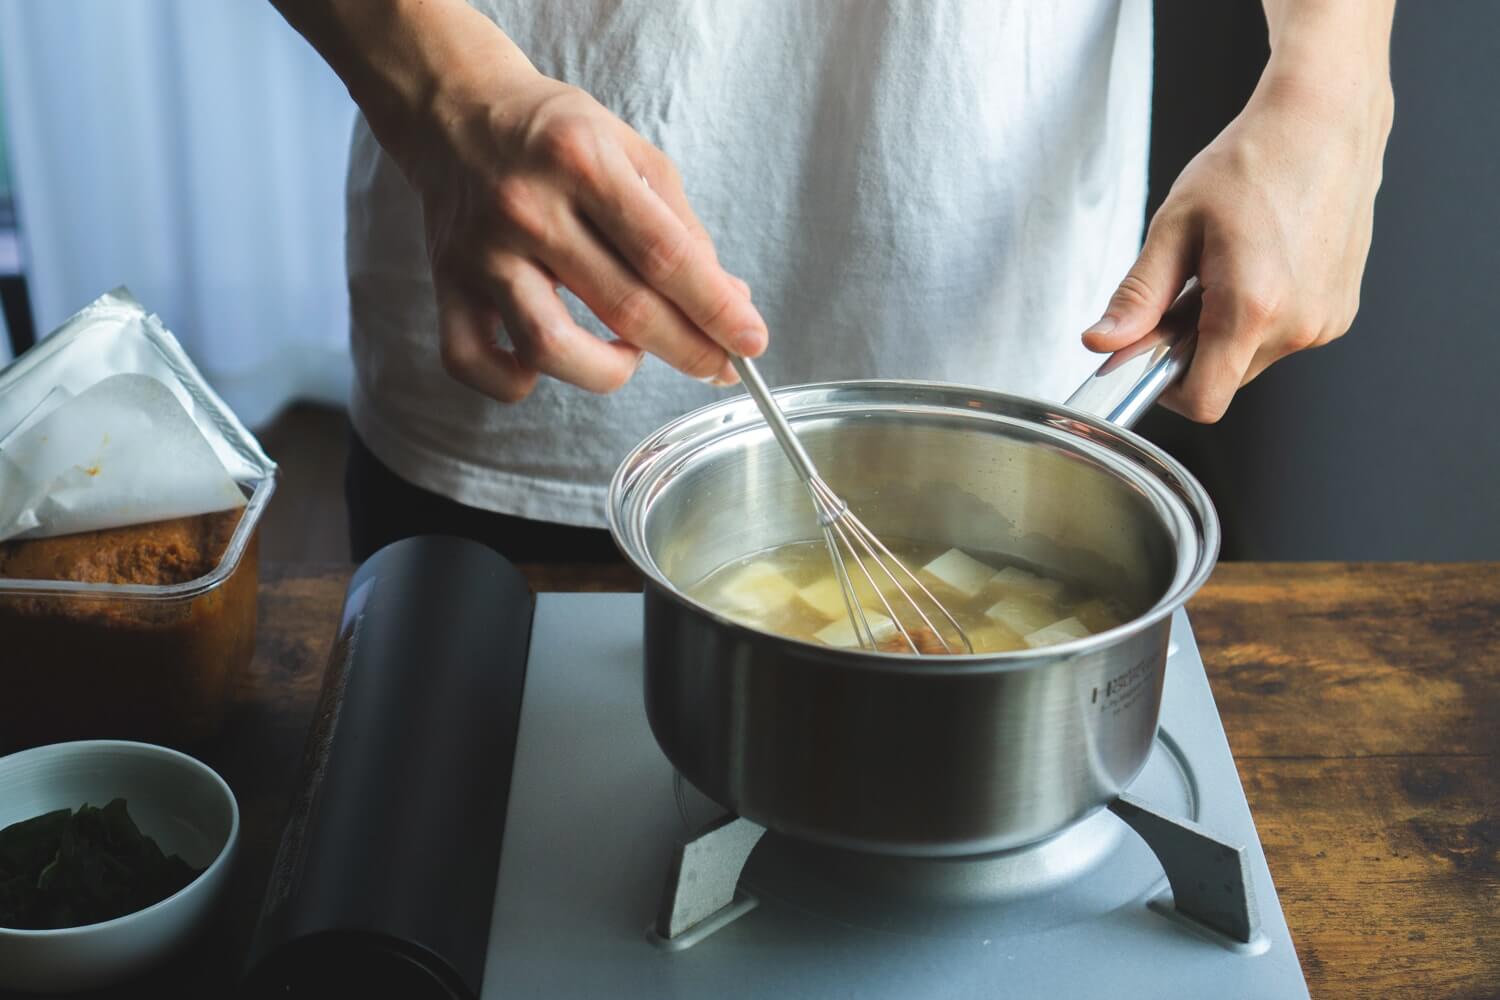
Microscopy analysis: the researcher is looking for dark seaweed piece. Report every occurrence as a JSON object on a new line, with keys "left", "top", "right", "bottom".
{"left": 0, "top": 798, "right": 205, "bottom": 929}
{"left": 0, "top": 808, "right": 71, "bottom": 880}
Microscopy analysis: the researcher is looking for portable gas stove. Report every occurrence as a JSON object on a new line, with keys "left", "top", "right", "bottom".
{"left": 479, "top": 594, "right": 1308, "bottom": 998}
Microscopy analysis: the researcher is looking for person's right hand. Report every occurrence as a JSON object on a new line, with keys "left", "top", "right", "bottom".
{"left": 380, "top": 21, "right": 767, "bottom": 402}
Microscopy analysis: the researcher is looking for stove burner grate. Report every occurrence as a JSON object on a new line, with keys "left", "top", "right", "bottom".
{"left": 655, "top": 728, "right": 1265, "bottom": 954}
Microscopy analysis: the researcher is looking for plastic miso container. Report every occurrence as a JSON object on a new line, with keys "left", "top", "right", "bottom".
{"left": 0, "top": 485, "right": 271, "bottom": 751}
{"left": 0, "top": 289, "right": 278, "bottom": 752}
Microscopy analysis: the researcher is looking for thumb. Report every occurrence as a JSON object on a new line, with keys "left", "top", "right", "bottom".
{"left": 1082, "top": 212, "right": 1197, "bottom": 352}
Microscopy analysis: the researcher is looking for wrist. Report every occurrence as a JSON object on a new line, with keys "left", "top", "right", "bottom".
{"left": 276, "top": 0, "right": 536, "bottom": 171}
{"left": 1260, "top": 4, "right": 1394, "bottom": 135}
{"left": 1257, "top": 50, "right": 1394, "bottom": 147}
{"left": 368, "top": 2, "right": 541, "bottom": 169}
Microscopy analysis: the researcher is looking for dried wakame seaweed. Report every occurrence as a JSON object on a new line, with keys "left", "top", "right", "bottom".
{"left": 0, "top": 799, "right": 203, "bottom": 929}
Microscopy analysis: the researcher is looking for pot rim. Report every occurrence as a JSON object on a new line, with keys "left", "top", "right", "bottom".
{"left": 609, "top": 378, "right": 1220, "bottom": 674}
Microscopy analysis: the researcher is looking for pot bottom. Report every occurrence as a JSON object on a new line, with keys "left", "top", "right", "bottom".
{"left": 674, "top": 729, "right": 1195, "bottom": 933}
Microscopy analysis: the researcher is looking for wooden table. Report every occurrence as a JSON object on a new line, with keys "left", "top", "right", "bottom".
{"left": 11, "top": 562, "right": 1496, "bottom": 998}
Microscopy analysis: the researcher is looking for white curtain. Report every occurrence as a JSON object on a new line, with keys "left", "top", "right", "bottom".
{"left": 0, "top": 0, "right": 357, "bottom": 426}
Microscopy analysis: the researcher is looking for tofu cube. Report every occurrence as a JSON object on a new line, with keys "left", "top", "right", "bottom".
{"left": 984, "top": 594, "right": 1056, "bottom": 636}
{"left": 1023, "top": 616, "right": 1092, "bottom": 649}
{"left": 990, "top": 566, "right": 1067, "bottom": 601}
{"left": 797, "top": 575, "right": 849, "bottom": 620}
{"left": 965, "top": 623, "right": 1027, "bottom": 654}
{"left": 1072, "top": 599, "right": 1123, "bottom": 633}
{"left": 920, "top": 548, "right": 998, "bottom": 597}
{"left": 796, "top": 562, "right": 911, "bottom": 622}
{"left": 814, "top": 610, "right": 897, "bottom": 648}
{"left": 715, "top": 561, "right": 799, "bottom": 616}
{"left": 856, "top": 557, "right": 906, "bottom": 594}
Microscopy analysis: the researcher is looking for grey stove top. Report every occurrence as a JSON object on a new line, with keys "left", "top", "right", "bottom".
{"left": 481, "top": 594, "right": 1308, "bottom": 999}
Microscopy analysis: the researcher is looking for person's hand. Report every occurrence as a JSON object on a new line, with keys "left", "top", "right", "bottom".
{"left": 380, "top": 19, "right": 766, "bottom": 402}
{"left": 1083, "top": 69, "right": 1393, "bottom": 422}
{"left": 274, "top": 0, "right": 765, "bottom": 401}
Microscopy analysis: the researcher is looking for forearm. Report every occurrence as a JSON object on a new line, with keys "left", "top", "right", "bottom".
{"left": 270, "top": 0, "right": 533, "bottom": 164}
{"left": 1259, "top": 0, "right": 1395, "bottom": 120}
{"left": 1091, "top": 1, "right": 1396, "bottom": 420}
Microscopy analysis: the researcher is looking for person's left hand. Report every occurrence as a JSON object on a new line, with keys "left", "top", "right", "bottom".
{"left": 1082, "top": 71, "right": 1393, "bottom": 422}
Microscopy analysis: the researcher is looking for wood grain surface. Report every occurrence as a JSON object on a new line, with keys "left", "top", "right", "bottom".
{"left": 5, "top": 562, "right": 1494, "bottom": 999}
{"left": 1192, "top": 564, "right": 1499, "bottom": 999}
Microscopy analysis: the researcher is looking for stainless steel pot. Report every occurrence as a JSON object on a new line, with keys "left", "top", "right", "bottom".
{"left": 609, "top": 294, "right": 1217, "bottom": 858}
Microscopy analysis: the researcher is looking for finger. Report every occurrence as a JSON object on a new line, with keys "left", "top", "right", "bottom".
{"left": 577, "top": 144, "right": 767, "bottom": 357}
{"left": 1238, "top": 315, "right": 1322, "bottom": 387}
{"left": 1237, "top": 346, "right": 1280, "bottom": 388}
{"left": 435, "top": 279, "right": 540, "bottom": 403}
{"left": 537, "top": 209, "right": 737, "bottom": 382}
{"left": 1083, "top": 210, "right": 1198, "bottom": 352}
{"left": 489, "top": 257, "right": 644, "bottom": 394}
{"left": 1158, "top": 331, "right": 1259, "bottom": 423}
{"left": 636, "top": 160, "right": 714, "bottom": 249}
{"left": 1158, "top": 270, "right": 1275, "bottom": 423}
{"left": 637, "top": 166, "right": 753, "bottom": 302}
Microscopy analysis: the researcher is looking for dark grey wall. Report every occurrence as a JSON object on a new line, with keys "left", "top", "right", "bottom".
{"left": 1140, "top": 2, "right": 1500, "bottom": 560}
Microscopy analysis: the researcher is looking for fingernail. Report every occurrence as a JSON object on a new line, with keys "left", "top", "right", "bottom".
{"left": 731, "top": 329, "right": 765, "bottom": 355}
{"left": 715, "top": 356, "right": 741, "bottom": 385}
{"left": 699, "top": 358, "right": 740, "bottom": 387}
{"left": 1082, "top": 315, "right": 1116, "bottom": 339}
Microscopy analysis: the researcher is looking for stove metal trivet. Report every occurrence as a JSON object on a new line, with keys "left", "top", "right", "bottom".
{"left": 652, "top": 729, "right": 1265, "bottom": 955}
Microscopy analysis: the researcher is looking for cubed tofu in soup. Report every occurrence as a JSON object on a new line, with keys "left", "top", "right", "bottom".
{"left": 855, "top": 558, "right": 907, "bottom": 598}
{"left": 716, "top": 561, "right": 799, "bottom": 614}
{"left": 984, "top": 594, "right": 1058, "bottom": 635}
{"left": 796, "top": 576, "right": 848, "bottom": 620}
{"left": 966, "top": 623, "right": 1028, "bottom": 653}
{"left": 990, "top": 566, "right": 1068, "bottom": 601}
{"left": 690, "top": 541, "right": 1121, "bottom": 655}
{"left": 1071, "top": 598, "right": 1124, "bottom": 633}
{"left": 797, "top": 565, "right": 904, "bottom": 621}
{"left": 1023, "top": 616, "right": 1091, "bottom": 648}
{"left": 815, "top": 610, "right": 897, "bottom": 648}
{"left": 921, "top": 548, "right": 997, "bottom": 597}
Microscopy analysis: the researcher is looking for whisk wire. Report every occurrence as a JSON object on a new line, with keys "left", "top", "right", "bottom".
{"left": 809, "top": 475, "right": 973, "bottom": 655}
{"left": 821, "top": 524, "right": 875, "bottom": 647}
{"left": 842, "top": 509, "right": 974, "bottom": 654}
{"left": 729, "top": 355, "right": 975, "bottom": 656}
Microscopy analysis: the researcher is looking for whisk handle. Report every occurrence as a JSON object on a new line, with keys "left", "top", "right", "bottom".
{"left": 730, "top": 355, "right": 824, "bottom": 487}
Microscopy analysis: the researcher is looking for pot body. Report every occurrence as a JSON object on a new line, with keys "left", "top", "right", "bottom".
{"left": 645, "top": 584, "right": 1171, "bottom": 855}
{"left": 612, "top": 381, "right": 1217, "bottom": 857}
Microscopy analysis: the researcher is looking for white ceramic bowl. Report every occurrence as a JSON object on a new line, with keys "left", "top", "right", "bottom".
{"left": 0, "top": 740, "right": 239, "bottom": 993}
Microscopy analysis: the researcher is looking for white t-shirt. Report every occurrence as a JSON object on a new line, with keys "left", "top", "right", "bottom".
{"left": 346, "top": 0, "right": 1152, "bottom": 528}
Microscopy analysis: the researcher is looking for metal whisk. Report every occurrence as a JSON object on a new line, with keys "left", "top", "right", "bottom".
{"left": 729, "top": 357, "right": 974, "bottom": 655}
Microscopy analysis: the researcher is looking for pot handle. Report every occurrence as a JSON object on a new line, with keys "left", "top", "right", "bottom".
{"left": 1063, "top": 282, "right": 1204, "bottom": 429}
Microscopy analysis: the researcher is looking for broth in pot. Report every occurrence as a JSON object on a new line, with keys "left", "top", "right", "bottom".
{"left": 688, "top": 539, "right": 1126, "bottom": 654}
